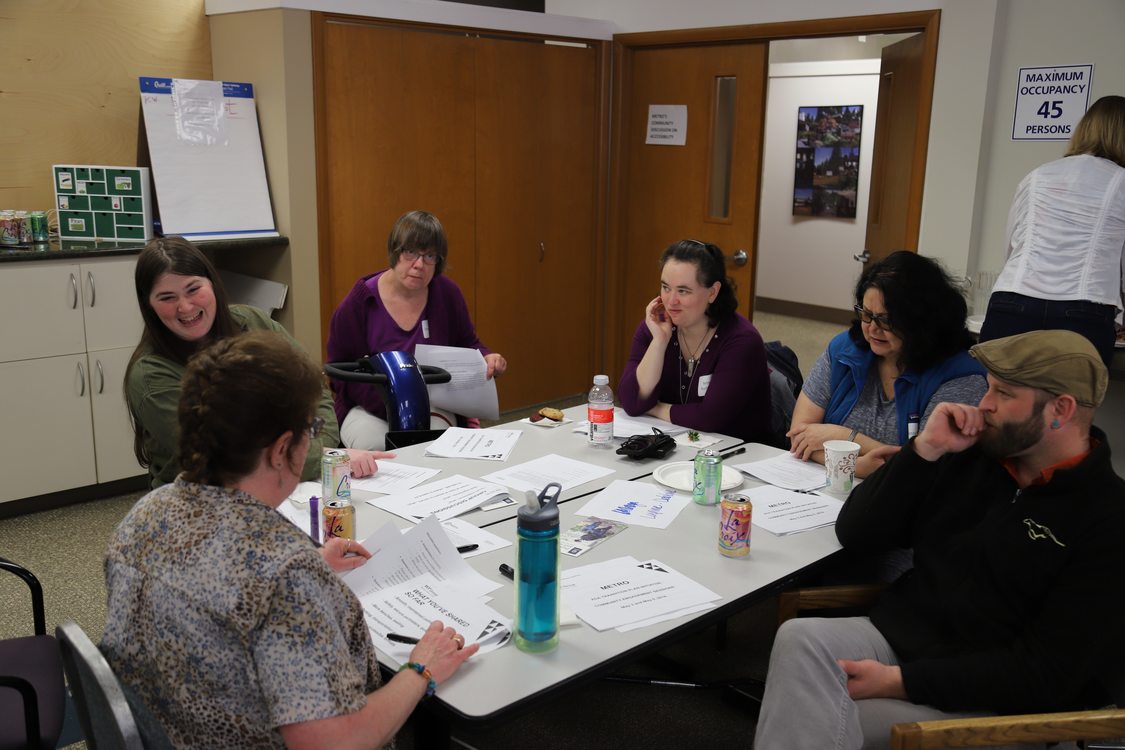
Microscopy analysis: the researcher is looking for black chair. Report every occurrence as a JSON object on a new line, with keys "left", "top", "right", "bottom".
{"left": 0, "top": 557, "right": 64, "bottom": 750}
{"left": 56, "top": 620, "right": 172, "bottom": 750}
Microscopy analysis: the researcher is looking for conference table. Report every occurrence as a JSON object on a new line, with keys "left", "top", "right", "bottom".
{"left": 330, "top": 406, "right": 846, "bottom": 743}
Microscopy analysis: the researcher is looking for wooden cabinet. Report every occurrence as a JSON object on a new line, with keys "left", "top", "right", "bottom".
{"left": 0, "top": 257, "right": 144, "bottom": 502}
{"left": 314, "top": 17, "right": 606, "bottom": 411}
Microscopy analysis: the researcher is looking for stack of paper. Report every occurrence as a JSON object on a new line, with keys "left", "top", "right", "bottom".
{"left": 366, "top": 475, "right": 514, "bottom": 522}
{"left": 745, "top": 485, "right": 844, "bottom": 535}
{"left": 425, "top": 427, "right": 521, "bottom": 461}
{"left": 341, "top": 516, "right": 512, "bottom": 656}
{"left": 482, "top": 453, "right": 615, "bottom": 494}
{"left": 561, "top": 556, "right": 720, "bottom": 632}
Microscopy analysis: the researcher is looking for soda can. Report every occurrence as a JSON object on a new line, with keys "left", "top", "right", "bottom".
{"left": 29, "top": 211, "right": 49, "bottom": 242}
{"left": 321, "top": 448, "right": 351, "bottom": 500}
{"left": 0, "top": 211, "right": 17, "bottom": 244}
{"left": 692, "top": 448, "right": 723, "bottom": 506}
{"left": 15, "top": 211, "right": 30, "bottom": 243}
{"left": 322, "top": 499, "right": 356, "bottom": 541}
{"left": 719, "top": 494, "right": 753, "bottom": 558}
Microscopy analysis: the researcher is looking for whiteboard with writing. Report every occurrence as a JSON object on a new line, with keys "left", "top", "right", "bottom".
{"left": 139, "top": 77, "right": 278, "bottom": 240}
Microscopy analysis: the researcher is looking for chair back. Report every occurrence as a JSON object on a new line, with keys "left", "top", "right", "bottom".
{"left": 55, "top": 621, "right": 147, "bottom": 750}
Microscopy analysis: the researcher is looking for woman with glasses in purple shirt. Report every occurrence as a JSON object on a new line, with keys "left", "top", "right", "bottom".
{"left": 327, "top": 211, "right": 507, "bottom": 450}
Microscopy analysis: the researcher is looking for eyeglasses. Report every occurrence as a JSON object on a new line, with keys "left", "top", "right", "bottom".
{"left": 853, "top": 305, "right": 893, "bottom": 330}
{"left": 400, "top": 248, "right": 441, "bottom": 266}
{"left": 308, "top": 416, "right": 325, "bottom": 440}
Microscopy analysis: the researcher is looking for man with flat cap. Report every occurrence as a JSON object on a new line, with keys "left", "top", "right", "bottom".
{"left": 754, "top": 330, "right": 1125, "bottom": 749}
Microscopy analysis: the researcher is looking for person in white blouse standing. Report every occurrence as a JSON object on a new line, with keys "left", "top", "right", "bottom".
{"left": 980, "top": 95, "right": 1125, "bottom": 366}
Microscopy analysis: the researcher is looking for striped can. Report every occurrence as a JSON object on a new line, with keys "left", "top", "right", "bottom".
{"left": 321, "top": 448, "right": 351, "bottom": 500}
{"left": 718, "top": 494, "right": 752, "bottom": 558}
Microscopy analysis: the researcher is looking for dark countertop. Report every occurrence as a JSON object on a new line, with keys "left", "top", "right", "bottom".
{"left": 0, "top": 236, "right": 289, "bottom": 262}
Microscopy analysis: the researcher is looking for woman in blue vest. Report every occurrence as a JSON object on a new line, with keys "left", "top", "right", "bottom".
{"left": 788, "top": 251, "right": 987, "bottom": 478}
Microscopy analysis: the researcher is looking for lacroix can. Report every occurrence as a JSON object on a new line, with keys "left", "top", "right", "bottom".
{"left": 719, "top": 494, "right": 752, "bottom": 558}
{"left": 692, "top": 448, "right": 722, "bottom": 505}
{"left": 322, "top": 498, "right": 355, "bottom": 541}
{"left": 321, "top": 448, "right": 351, "bottom": 500}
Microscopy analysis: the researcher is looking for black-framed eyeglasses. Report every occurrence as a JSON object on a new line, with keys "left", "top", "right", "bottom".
{"left": 308, "top": 416, "right": 325, "bottom": 440}
{"left": 400, "top": 248, "right": 441, "bottom": 266}
{"left": 853, "top": 305, "right": 893, "bottom": 330}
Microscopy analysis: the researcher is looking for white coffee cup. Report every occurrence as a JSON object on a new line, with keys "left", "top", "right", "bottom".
{"left": 824, "top": 439, "right": 861, "bottom": 493}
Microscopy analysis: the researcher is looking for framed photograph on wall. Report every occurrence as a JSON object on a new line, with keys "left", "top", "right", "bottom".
{"left": 793, "top": 105, "right": 863, "bottom": 218}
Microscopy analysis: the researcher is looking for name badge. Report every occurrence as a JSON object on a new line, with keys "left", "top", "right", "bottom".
{"left": 421, "top": 319, "right": 430, "bottom": 339}
{"left": 697, "top": 374, "right": 712, "bottom": 397}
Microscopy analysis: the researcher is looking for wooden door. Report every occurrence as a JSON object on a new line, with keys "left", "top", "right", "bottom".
{"left": 475, "top": 37, "right": 599, "bottom": 409}
{"left": 316, "top": 21, "right": 477, "bottom": 345}
{"left": 615, "top": 43, "right": 767, "bottom": 372}
{"left": 863, "top": 33, "right": 930, "bottom": 268}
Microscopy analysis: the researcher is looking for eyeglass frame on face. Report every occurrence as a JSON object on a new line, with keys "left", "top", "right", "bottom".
{"left": 308, "top": 416, "right": 325, "bottom": 440}
{"left": 399, "top": 247, "right": 441, "bottom": 266}
{"left": 853, "top": 304, "right": 893, "bottom": 331}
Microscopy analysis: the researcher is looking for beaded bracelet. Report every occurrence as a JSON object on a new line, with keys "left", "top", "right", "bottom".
{"left": 398, "top": 662, "right": 437, "bottom": 698}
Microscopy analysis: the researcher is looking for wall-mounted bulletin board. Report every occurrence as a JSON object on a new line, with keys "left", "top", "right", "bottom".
{"left": 53, "top": 164, "right": 152, "bottom": 241}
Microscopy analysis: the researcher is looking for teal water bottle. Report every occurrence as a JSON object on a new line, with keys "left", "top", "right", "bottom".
{"left": 515, "top": 482, "right": 562, "bottom": 653}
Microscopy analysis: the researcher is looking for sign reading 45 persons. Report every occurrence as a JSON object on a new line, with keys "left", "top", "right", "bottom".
{"left": 1012, "top": 64, "right": 1093, "bottom": 141}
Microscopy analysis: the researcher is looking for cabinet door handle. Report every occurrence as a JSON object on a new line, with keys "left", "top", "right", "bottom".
{"left": 96, "top": 360, "right": 105, "bottom": 394}
{"left": 539, "top": 242, "right": 545, "bottom": 262}
{"left": 70, "top": 273, "right": 79, "bottom": 309}
{"left": 77, "top": 361, "right": 87, "bottom": 397}
{"left": 87, "top": 271, "right": 96, "bottom": 307}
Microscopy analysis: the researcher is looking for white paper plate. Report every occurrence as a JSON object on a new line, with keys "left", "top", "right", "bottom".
{"left": 520, "top": 416, "right": 572, "bottom": 428}
{"left": 652, "top": 461, "right": 743, "bottom": 492}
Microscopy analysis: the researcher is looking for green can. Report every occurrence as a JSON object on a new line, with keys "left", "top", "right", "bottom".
{"left": 321, "top": 448, "right": 351, "bottom": 500}
{"left": 29, "top": 211, "right": 49, "bottom": 242}
{"left": 692, "top": 448, "right": 723, "bottom": 505}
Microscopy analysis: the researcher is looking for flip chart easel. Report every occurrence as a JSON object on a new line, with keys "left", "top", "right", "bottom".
{"left": 138, "top": 77, "right": 278, "bottom": 241}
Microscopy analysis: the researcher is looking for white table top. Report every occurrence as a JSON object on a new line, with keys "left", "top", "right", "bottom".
{"left": 347, "top": 404, "right": 744, "bottom": 538}
{"left": 385, "top": 441, "right": 845, "bottom": 722}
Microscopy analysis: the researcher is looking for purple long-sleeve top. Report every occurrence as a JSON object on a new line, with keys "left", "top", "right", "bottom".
{"left": 618, "top": 313, "right": 772, "bottom": 443}
{"left": 326, "top": 271, "right": 491, "bottom": 425}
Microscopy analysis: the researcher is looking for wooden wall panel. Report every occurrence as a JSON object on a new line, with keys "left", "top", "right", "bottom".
{"left": 1, "top": 0, "right": 212, "bottom": 212}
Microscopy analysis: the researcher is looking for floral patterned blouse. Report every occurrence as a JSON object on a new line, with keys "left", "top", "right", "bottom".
{"left": 102, "top": 477, "right": 385, "bottom": 748}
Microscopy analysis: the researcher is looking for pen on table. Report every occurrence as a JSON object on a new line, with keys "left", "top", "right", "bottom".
{"left": 499, "top": 563, "right": 514, "bottom": 580}
{"left": 386, "top": 633, "right": 420, "bottom": 645}
{"left": 720, "top": 446, "right": 746, "bottom": 460}
{"left": 457, "top": 544, "right": 479, "bottom": 554}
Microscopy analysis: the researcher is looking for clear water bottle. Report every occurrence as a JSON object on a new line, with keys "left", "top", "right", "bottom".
{"left": 587, "top": 374, "right": 614, "bottom": 448}
{"left": 515, "top": 482, "right": 561, "bottom": 653}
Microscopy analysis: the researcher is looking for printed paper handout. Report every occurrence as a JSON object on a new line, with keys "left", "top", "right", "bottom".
{"left": 482, "top": 453, "right": 615, "bottom": 494}
{"left": 414, "top": 344, "right": 500, "bottom": 421}
{"left": 425, "top": 427, "right": 521, "bottom": 461}
{"left": 350, "top": 462, "right": 441, "bottom": 494}
{"left": 733, "top": 453, "right": 828, "bottom": 492}
{"left": 562, "top": 556, "right": 720, "bottom": 631}
{"left": 745, "top": 485, "right": 844, "bottom": 535}
{"left": 365, "top": 475, "right": 513, "bottom": 522}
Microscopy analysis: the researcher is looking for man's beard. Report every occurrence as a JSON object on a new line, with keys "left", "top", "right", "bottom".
{"left": 978, "top": 411, "right": 1045, "bottom": 459}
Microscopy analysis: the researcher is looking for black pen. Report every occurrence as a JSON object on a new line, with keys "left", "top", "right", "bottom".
{"left": 386, "top": 633, "right": 420, "bottom": 645}
{"left": 457, "top": 544, "right": 479, "bottom": 554}
{"left": 721, "top": 446, "right": 747, "bottom": 460}
{"left": 499, "top": 563, "right": 514, "bottom": 580}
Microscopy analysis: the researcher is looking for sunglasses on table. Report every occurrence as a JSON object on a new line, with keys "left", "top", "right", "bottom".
{"left": 852, "top": 305, "right": 893, "bottom": 330}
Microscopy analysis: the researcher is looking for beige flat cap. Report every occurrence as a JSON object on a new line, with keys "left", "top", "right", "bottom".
{"left": 970, "top": 330, "right": 1108, "bottom": 407}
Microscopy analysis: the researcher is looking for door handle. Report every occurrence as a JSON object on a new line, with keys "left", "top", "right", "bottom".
{"left": 539, "top": 242, "right": 545, "bottom": 262}
{"left": 87, "top": 271, "right": 96, "bottom": 307}
{"left": 97, "top": 359, "right": 105, "bottom": 394}
{"left": 77, "top": 361, "right": 87, "bottom": 397}
{"left": 730, "top": 249, "right": 748, "bottom": 267}
{"left": 69, "top": 273, "right": 79, "bottom": 309}
{"left": 853, "top": 250, "right": 871, "bottom": 263}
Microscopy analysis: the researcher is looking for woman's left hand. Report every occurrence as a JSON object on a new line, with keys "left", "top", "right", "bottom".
{"left": 484, "top": 353, "right": 507, "bottom": 379}
{"left": 321, "top": 536, "right": 371, "bottom": 573}
{"left": 787, "top": 423, "right": 849, "bottom": 461}
{"left": 344, "top": 448, "right": 396, "bottom": 478}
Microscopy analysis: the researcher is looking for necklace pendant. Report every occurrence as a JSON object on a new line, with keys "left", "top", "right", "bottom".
{"left": 686, "top": 358, "right": 695, "bottom": 377}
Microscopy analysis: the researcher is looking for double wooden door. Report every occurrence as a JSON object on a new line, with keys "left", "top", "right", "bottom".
{"left": 314, "top": 17, "right": 602, "bottom": 411}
